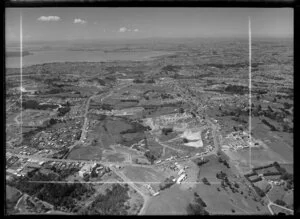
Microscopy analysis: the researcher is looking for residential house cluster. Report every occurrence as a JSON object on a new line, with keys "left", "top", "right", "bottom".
{"left": 79, "top": 163, "right": 110, "bottom": 179}
{"left": 221, "top": 131, "right": 259, "bottom": 151}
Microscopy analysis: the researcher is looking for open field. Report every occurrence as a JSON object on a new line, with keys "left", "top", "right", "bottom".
{"left": 121, "top": 166, "right": 165, "bottom": 183}
{"left": 270, "top": 205, "right": 293, "bottom": 215}
{"left": 195, "top": 154, "right": 240, "bottom": 181}
{"left": 251, "top": 118, "right": 293, "bottom": 163}
{"left": 193, "top": 184, "right": 269, "bottom": 215}
{"left": 268, "top": 185, "right": 293, "bottom": 209}
{"left": 223, "top": 147, "right": 285, "bottom": 174}
{"left": 102, "top": 152, "right": 127, "bottom": 163}
{"left": 144, "top": 185, "right": 193, "bottom": 215}
{"left": 67, "top": 144, "right": 103, "bottom": 160}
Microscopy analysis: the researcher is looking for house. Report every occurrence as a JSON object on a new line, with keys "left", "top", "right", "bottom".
{"left": 176, "top": 174, "right": 187, "bottom": 184}
{"left": 79, "top": 164, "right": 93, "bottom": 177}
{"left": 153, "top": 192, "right": 160, "bottom": 196}
{"left": 178, "top": 169, "right": 185, "bottom": 176}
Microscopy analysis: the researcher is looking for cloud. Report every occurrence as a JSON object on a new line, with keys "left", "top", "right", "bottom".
{"left": 119, "top": 27, "right": 139, "bottom": 33}
{"left": 37, "top": 16, "right": 61, "bottom": 22}
{"left": 74, "top": 18, "right": 86, "bottom": 24}
{"left": 119, "top": 27, "right": 128, "bottom": 32}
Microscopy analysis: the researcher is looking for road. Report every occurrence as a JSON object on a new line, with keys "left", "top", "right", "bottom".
{"left": 111, "top": 167, "right": 150, "bottom": 215}
{"left": 65, "top": 92, "right": 102, "bottom": 157}
{"left": 154, "top": 137, "right": 184, "bottom": 153}
{"left": 11, "top": 152, "right": 157, "bottom": 169}
{"left": 8, "top": 78, "right": 227, "bottom": 215}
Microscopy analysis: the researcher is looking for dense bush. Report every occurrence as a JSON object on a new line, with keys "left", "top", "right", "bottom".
{"left": 218, "top": 157, "right": 230, "bottom": 168}
{"left": 100, "top": 103, "right": 113, "bottom": 111}
{"left": 9, "top": 173, "right": 95, "bottom": 212}
{"left": 186, "top": 193, "right": 209, "bottom": 215}
{"left": 133, "top": 79, "right": 144, "bottom": 83}
{"left": 202, "top": 177, "right": 211, "bottom": 186}
{"left": 162, "top": 127, "right": 173, "bottom": 135}
{"left": 144, "top": 150, "right": 159, "bottom": 164}
{"left": 224, "top": 85, "right": 248, "bottom": 95}
{"left": 261, "top": 119, "right": 278, "bottom": 131}
{"left": 274, "top": 199, "right": 287, "bottom": 207}
{"left": 216, "top": 171, "right": 227, "bottom": 180}
{"left": 159, "top": 177, "right": 175, "bottom": 190}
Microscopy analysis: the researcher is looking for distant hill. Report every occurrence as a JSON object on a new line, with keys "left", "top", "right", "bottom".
{"left": 6, "top": 51, "right": 32, "bottom": 57}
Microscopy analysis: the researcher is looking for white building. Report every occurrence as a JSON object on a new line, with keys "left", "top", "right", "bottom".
{"left": 153, "top": 192, "right": 160, "bottom": 196}
{"left": 155, "top": 160, "right": 162, "bottom": 164}
{"left": 176, "top": 174, "right": 187, "bottom": 184}
{"left": 178, "top": 169, "right": 185, "bottom": 176}
{"left": 79, "top": 164, "right": 93, "bottom": 177}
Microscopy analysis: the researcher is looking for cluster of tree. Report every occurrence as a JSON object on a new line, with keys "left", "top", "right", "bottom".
{"left": 261, "top": 119, "right": 278, "bottom": 131}
{"left": 186, "top": 193, "right": 209, "bottom": 215}
{"left": 97, "top": 114, "right": 107, "bottom": 121}
{"left": 52, "top": 168, "right": 81, "bottom": 180}
{"left": 159, "top": 177, "right": 176, "bottom": 190}
{"left": 104, "top": 75, "right": 117, "bottom": 82}
{"left": 183, "top": 138, "right": 189, "bottom": 143}
{"left": 21, "top": 126, "right": 48, "bottom": 146}
{"left": 216, "top": 172, "right": 239, "bottom": 193}
{"left": 161, "top": 65, "right": 181, "bottom": 73}
{"left": 274, "top": 199, "right": 287, "bottom": 207}
{"left": 218, "top": 157, "right": 230, "bottom": 168}
{"left": 252, "top": 185, "right": 266, "bottom": 197}
{"left": 120, "top": 122, "right": 150, "bottom": 135}
{"left": 202, "top": 177, "right": 211, "bottom": 186}
{"left": 120, "top": 99, "right": 139, "bottom": 103}
{"left": 263, "top": 172, "right": 281, "bottom": 176}
{"left": 146, "top": 78, "right": 155, "bottom": 83}
{"left": 9, "top": 172, "right": 95, "bottom": 212}
{"left": 88, "top": 78, "right": 106, "bottom": 86}
{"left": 133, "top": 79, "right": 144, "bottom": 83}
{"left": 51, "top": 148, "right": 69, "bottom": 159}
{"left": 250, "top": 177, "right": 263, "bottom": 183}
{"left": 194, "top": 158, "right": 209, "bottom": 167}
{"left": 160, "top": 93, "right": 173, "bottom": 99}
{"left": 216, "top": 171, "right": 227, "bottom": 180}
{"left": 81, "top": 184, "right": 130, "bottom": 215}
{"left": 253, "top": 163, "right": 274, "bottom": 171}
{"left": 57, "top": 106, "right": 71, "bottom": 117}
{"left": 204, "top": 63, "right": 248, "bottom": 69}
{"left": 100, "top": 103, "right": 113, "bottom": 111}
{"left": 144, "top": 150, "right": 160, "bottom": 164}
{"left": 283, "top": 102, "right": 293, "bottom": 109}
{"left": 161, "top": 127, "right": 173, "bottom": 135}
{"left": 224, "top": 84, "right": 248, "bottom": 95}
{"left": 22, "top": 100, "right": 59, "bottom": 110}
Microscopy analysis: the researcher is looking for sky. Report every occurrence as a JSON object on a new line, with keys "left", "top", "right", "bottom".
{"left": 6, "top": 8, "right": 293, "bottom": 43}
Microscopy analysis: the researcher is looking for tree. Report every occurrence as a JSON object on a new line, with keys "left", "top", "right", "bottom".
{"left": 274, "top": 199, "right": 287, "bottom": 207}
{"left": 202, "top": 177, "right": 211, "bottom": 186}
{"left": 186, "top": 203, "right": 209, "bottom": 215}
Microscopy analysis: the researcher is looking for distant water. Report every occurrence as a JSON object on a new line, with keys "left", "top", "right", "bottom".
{"left": 6, "top": 50, "right": 172, "bottom": 68}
